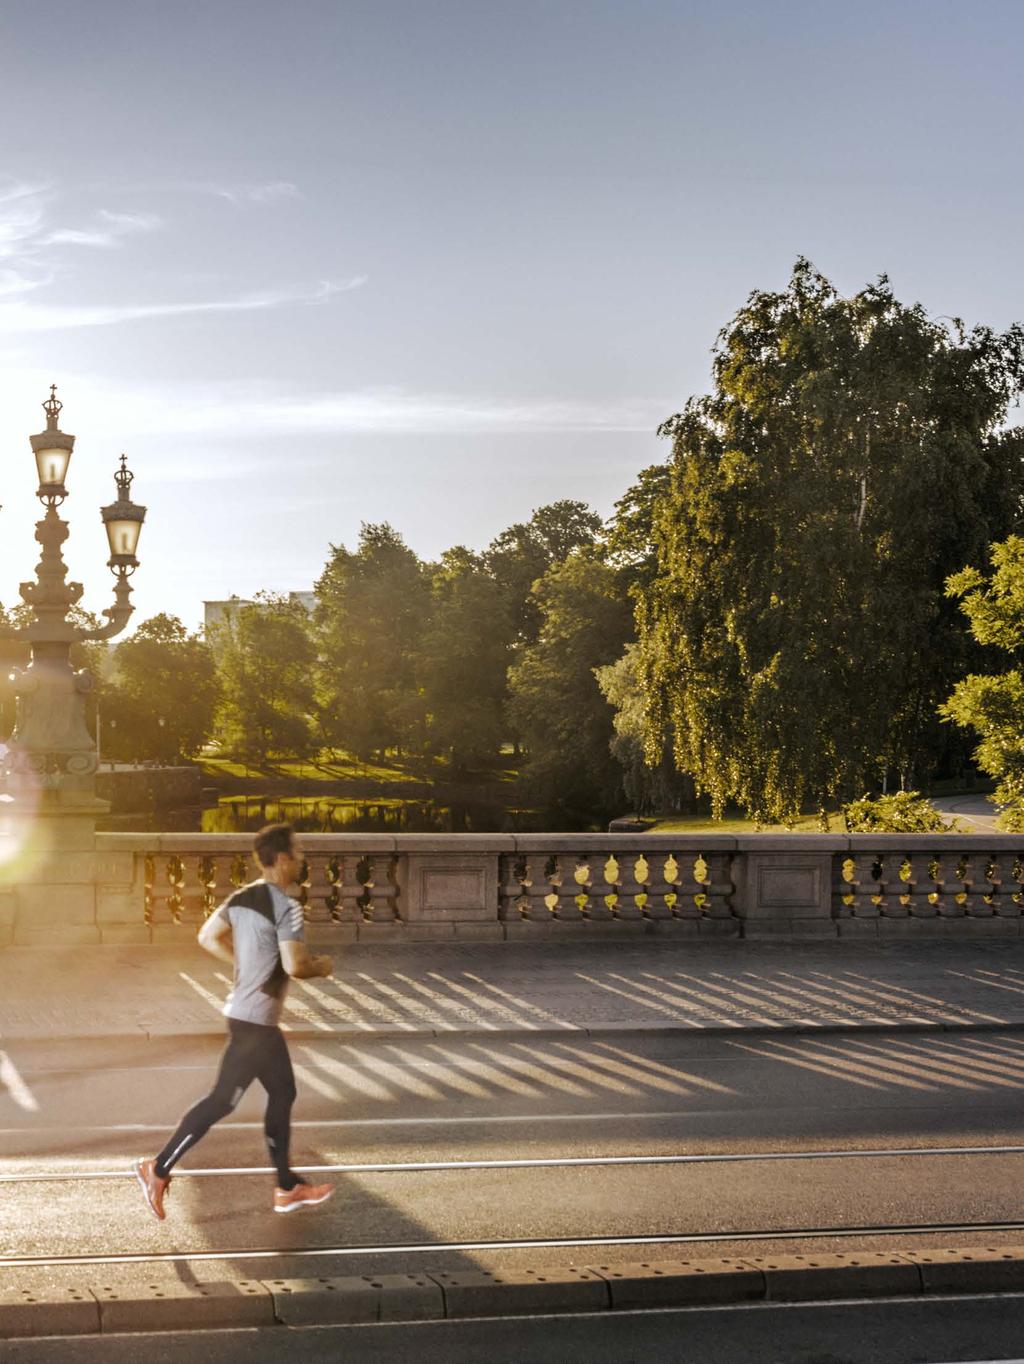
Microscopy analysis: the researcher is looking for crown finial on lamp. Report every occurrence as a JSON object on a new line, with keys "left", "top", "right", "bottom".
{"left": 115, "top": 452, "right": 135, "bottom": 499}
{"left": 43, "top": 383, "right": 62, "bottom": 429}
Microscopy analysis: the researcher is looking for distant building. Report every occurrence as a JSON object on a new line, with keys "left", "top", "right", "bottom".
{"left": 203, "top": 596, "right": 249, "bottom": 634}
{"left": 203, "top": 592, "right": 318, "bottom": 636}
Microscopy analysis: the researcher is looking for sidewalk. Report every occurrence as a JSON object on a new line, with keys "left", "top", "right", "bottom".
{"left": 4, "top": 939, "right": 1024, "bottom": 1043}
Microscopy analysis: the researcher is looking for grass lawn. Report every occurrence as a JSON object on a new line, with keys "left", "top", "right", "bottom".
{"left": 203, "top": 755, "right": 415, "bottom": 784}
{"left": 200, "top": 751, "right": 518, "bottom": 790}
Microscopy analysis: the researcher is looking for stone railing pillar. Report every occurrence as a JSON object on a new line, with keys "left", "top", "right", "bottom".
{"left": 733, "top": 837, "right": 841, "bottom": 938}
{"left": 394, "top": 835, "right": 510, "bottom": 941}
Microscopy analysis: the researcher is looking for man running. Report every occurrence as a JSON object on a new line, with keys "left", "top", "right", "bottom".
{"left": 135, "top": 822, "right": 334, "bottom": 1218}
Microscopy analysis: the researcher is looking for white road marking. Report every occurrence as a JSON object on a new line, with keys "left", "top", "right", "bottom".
{"left": 0, "top": 1108, "right": 696, "bottom": 1133}
{"left": 0, "top": 1050, "right": 39, "bottom": 1112}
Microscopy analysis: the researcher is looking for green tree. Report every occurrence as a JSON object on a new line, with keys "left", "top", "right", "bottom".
{"left": 508, "top": 552, "right": 633, "bottom": 825}
{"left": 212, "top": 595, "right": 316, "bottom": 765}
{"left": 637, "top": 259, "right": 1024, "bottom": 824}
{"left": 314, "top": 523, "right": 429, "bottom": 759}
{"left": 595, "top": 643, "right": 695, "bottom": 817}
{"left": 604, "top": 463, "right": 673, "bottom": 592}
{"left": 942, "top": 536, "right": 1024, "bottom": 828}
{"left": 484, "top": 500, "right": 603, "bottom": 647}
{"left": 102, "top": 614, "right": 219, "bottom": 764}
{"left": 419, "top": 547, "right": 512, "bottom": 770}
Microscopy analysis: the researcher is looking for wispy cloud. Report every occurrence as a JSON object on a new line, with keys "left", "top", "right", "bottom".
{"left": 78, "top": 380, "right": 662, "bottom": 442}
{"left": 43, "top": 207, "right": 162, "bottom": 250}
{"left": 0, "top": 179, "right": 352, "bottom": 331}
{"left": 0, "top": 179, "right": 162, "bottom": 300}
{"left": 0, "top": 275, "right": 366, "bottom": 333}
{"left": 235, "top": 388, "right": 662, "bottom": 435}
{"left": 0, "top": 265, "right": 54, "bottom": 298}
{"left": 0, "top": 182, "right": 49, "bottom": 263}
{"left": 197, "top": 180, "right": 301, "bottom": 206}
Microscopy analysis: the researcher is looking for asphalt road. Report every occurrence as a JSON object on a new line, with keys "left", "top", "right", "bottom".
{"left": 4, "top": 1028, "right": 1024, "bottom": 1286}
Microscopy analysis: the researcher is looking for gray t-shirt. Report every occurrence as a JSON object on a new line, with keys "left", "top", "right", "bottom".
{"left": 212, "top": 879, "right": 305, "bottom": 1027}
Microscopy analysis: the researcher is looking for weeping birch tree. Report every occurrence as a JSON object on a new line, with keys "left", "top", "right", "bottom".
{"left": 636, "top": 259, "right": 1024, "bottom": 824}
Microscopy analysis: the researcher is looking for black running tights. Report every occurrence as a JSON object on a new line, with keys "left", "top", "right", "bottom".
{"left": 155, "top": 1018, "right": 301, "bottom": 1189}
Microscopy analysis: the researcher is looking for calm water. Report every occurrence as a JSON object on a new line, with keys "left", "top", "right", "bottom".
{"left": 98, "top": 795, "right": 539, "bottom": 833}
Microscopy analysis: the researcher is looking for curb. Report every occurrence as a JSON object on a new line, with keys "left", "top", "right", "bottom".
{"left": 4, "top": 1246, "right": 1024, "bottom": 1337}
{"left": 10, "top": 1016, "right": 1024, "bottom": 1048}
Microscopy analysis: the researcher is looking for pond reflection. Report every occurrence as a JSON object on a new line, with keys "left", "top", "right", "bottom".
{"left": 98, "top": 796, "right": 538, "bottom": 833}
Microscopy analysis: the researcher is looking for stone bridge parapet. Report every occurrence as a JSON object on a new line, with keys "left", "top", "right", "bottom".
{"left": 3, "top": 832, "right": 1020, "bottom": 946}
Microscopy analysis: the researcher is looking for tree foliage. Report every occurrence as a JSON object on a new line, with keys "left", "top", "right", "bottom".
{"left": 212, "top": 595, "right": 316, "bottom": 765}
{"left": 484, "top": 500, "right": 603, "bottom": 647}
{"left": 508, "top": 552, "right": 633, "bottom": 824}
{"left": 942, "top": 536, "right": 1024, "bottom": 829}
{"left": 841, "top": 790, "right": 952, "bottom": 833}
{"left": 314, "top": 523, "right": 429, "bottom": 759}
{"left": 604, "top": 463, "right": 673, "bottom": 592}
{"left": 595, "top": 643, "right": 695, "bottom": 817}
{"left": 419, "top": 547, "right": 512, "bottom": 770}
{"left": 103, "top": 613, "right": 219, "bottom": 763}
{"left": 636, "top": 259, "right": 1024, "bottom": 823}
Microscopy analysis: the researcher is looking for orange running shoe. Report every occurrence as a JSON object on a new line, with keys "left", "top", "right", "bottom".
{"left": 273, "top": 1181, "right": 333, "bottom": 1214}
{"left": 134, "top": 1157, "right": 171, "bottom": 1220}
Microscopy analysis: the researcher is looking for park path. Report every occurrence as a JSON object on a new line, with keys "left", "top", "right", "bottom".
{"left": 931, "top": 793, "right": 1002, "bottom": 831}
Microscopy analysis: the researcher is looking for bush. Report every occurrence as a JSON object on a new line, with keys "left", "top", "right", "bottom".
{"left": 841, "top": 791, "right": 956, "bottom": 833}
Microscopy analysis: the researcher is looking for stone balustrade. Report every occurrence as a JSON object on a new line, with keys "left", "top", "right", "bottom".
{"left": 9, "top": 831, "right": 1013, "bottom": 946}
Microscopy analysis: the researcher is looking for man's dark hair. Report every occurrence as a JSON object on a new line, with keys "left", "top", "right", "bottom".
{"left": 253, "top": 822, "right": 296, "bottom": 868}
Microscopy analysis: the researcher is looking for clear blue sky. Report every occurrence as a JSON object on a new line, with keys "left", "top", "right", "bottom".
{"left": 0, "top": 0, "right": 1021, "bottom": 629}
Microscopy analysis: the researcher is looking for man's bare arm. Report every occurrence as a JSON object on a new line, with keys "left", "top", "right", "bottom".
{"left": 280, "top": 940, "right": 333, "bottom": 979}
{"left": 197, "top": 913, "right": 234, "bottom": 964}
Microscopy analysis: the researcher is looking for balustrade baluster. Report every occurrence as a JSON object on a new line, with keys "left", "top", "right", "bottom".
{"left": 163, "top": 854, "right": 186, "bottom": 924}
{"left": 668, "top": 853, "right": 701, "bottom": 922}
{"left": 833, "top": 855, "right": 856, "bottom": 917}
{"left": 521, "top": 855, "right": 554, "bottom": 922}
{"left": 598, "top": 853, "right": 631, "bottom": 919}
{"left": 499, "top": 853, "right": 527, "bottom": 920}
{"left": 178, "top": 855, "right": 207, "bottom": 925}
{"left": 849, "top": 852, "right": 881, "bottom": 918}
{"left": 143, "top": 852, "right": 159, "bottom": 926}
{"left": 196, "top": 855, "right": 217, "bottom": 919}
{"left": 334, "top": 855, "right": 365, "bottom": 922}
{"left": 209, "top": 854, "right": 232, "bottom": 903}
{"left": 701, "top": 852, "right": 735, "bottom": 919}
{"left": 934, "top": 852, "right": 966, "bottom": 917}
{"left": 366, "top": 853, "right": 398, "bottom": 922}
{"left": 988, "top": 853, "right": 1022, "bottom": 918}
{"left": 302, "top": 854, "right": 334, "bottom": 924}
{"left": 905, "top": 853, "right": 937, "bottom": 918}
{"left": 614, "top": 853, "right": 645, "bottom": 920}
{"left": 960, "top": 852, "right": 992, "bottom": 917}
{"left": 553, "top": 854, "right": 585, "bottom": 921}
{"left": 878, "top": 853, "right": 910, "bottom": 918}
{"left": 580, "top": 854, "right": 613, "bottom": 920}
{"left": 643, "top": 853, "right": 674, "bottom": 919}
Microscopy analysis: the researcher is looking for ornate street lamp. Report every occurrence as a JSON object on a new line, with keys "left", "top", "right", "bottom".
{"left": 1, "top": 387, "right": 146, "bottom": 804}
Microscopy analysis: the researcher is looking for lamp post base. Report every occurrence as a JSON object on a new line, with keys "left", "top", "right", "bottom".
{"left": 0, "top": 794, "right": 113, "bottom": 944}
